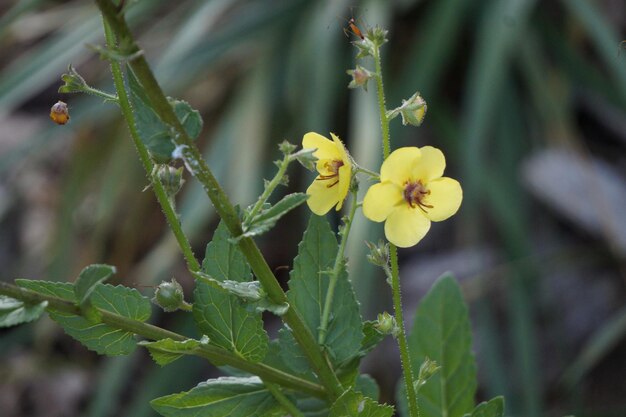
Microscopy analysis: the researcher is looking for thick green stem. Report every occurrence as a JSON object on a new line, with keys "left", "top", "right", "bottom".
{"left": 373, "top": 42, "right": 420, "bottom": 417}
{"left": 318, "top": 190, "right": 358, "bottom": 345}
{"left": 102, "top": 19, "right": 200, "bottom": 273}
{"left": 263, "top": 379, "right": 306, "bottom": 417}
{"left": 0, "top": 282, "right": 325, "bottom": 398}
{"left": 96, "top": 0, "right": 343, "bottom": 399}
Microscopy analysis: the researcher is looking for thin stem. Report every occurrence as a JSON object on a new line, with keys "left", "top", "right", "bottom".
{"left": 263, "top": 379, "right": 306, "bottom": 417}
{"left": 373, "top": 41, "right": 420, "bottom": 417}
{"left": 97, "top": 0, "right": 343, "bottom": 399}
{"left": 0, "top": 282, "right": 325, "bottom": 398}
{"left": 245, "top": 154, "right": 289, "bottom": 223}
{"left": 102, "top": 19, "right": 201, "bottom": 273}
{"left": 373, "top": 48, "right": 390, "bottom": 159}
{"left": 83, "top": 86, "right": 118, "bottom": 102}
{"left": 354, "top": 165, "right": 380, "bottom": 180}
{"left": 318, "top": 189, "right": 358, "bottom": 345}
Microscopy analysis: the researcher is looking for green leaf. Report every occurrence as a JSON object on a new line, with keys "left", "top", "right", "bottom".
{"left": 0, "top": 295, "right": 47, "bottom": 328}
{"left": 463, "top": 397, "right": 505, "bottom": 417}
{"left": 329, "top": 390, "right": 394, "bottom": 417}
{"left": 73, "top": 264, "right": 116, "bottom": 305}
{"left": 398, "top": 275, "right": 477, "bottom": 417}
{"left": 15, "top": 279, "right": 75, "bottom": 302}
{"left": 240, "top": 193, "right": 309, "bottom": 240}
{"left": 127, "top": 67, "right": 203, "bottom": 162}
{"left": 193, "top": 221, "right": 268, "bottom": 362}
{"left": 139, "top": 336, "right": 208, "bottom": 366}
{"left": 150, "top": 376, "right": 283, "bottom": 417}
{"left": 49, "top": 284, "right": 151, "bottom": 356}
{"left": 282, "top": 215, "right": 363, "bottom": 369}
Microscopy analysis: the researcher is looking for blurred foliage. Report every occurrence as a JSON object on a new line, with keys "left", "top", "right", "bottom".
{"left": 0, "top": 0, "right": 625, "bottom": 416}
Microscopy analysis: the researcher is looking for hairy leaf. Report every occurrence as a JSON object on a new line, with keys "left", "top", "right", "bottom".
{"left": 49, "top": 284, "right": 151, "bottom": 356}
{"left": 398, "top": 275, "right": 477, "bottom": 417}
{"left": 239, "top": 193, "right": 308, "bottom": 240}
{"left": 282, "top": 215, "right": 363, "bottom": 370}
{"left": 193, "top": 221, "right": 268, "bottom": 362}
{"left": 127, "top": 67, "right": 202, "bottom": 162}
{"left": 329, "top": 390, "right": 394, "bottom": 417}
{"left": 139, "top": 336, "right": 208, "bottom": 366}
{"left": 15, "top": 280, "right": 75, "bottom": 302}
{"left": 0, "top": 295, "right": 47, "bottom": 328}
{"left": 150, "top": 376, "right": 283, "bottom": 417}
{"left": 74, "top": 264, "right": 116, "bottom": 305}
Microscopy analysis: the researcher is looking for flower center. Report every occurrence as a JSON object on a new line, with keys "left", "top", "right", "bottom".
{"left": 403, "top": 180, "right": 433, "bottom": 212}
{"left": 316, "top": 159, "right": 344, "bottom": 188}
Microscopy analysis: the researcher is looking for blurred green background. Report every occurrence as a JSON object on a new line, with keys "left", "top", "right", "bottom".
{"left": 1, "top": 0, "right": 625, "bottom": 416}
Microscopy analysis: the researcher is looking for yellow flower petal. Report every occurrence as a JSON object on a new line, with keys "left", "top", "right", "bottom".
{"left": 381, "top": 147, "right": 421, "bottom": 185}
{"left": 412, "top": 146, "right": 446, "bottom": 181}
{"left": 306, "top": 179, "right": 339, "bottom": 215}
{"left": 363, "top": 182, "right": 403, "bottom": 222}
{"left": 303, "top": 132, "right": 341, "bottom": 160}
{"left": 384, "top": 205, "right": 431, "bottom": 248}
{"left": 331, "top": 133, "right": 350, "bottom": 165}
{"left": 336, "top": 163, "right": 351, "bottom": 211}
{"left": 423, "top": 177, "right": 462, "bottom": 222}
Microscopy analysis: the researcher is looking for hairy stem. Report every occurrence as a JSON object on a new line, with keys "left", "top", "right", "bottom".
{"left": 102, "top": 19, "right": 201, "bottom": 273}
{"left": 0, "top": 282, "right": 324, "bottom": 398}
{"left": 374, "top": 42, "right": 420, "bottom": 417}
{"left": 96, "top": 0, "right": 343, "bottom": 399}
{"left": 318, "top": 189, "right": 358, "bottom": 345}
{"left": 245, "top": 154, "right": 289, "bottom": 223}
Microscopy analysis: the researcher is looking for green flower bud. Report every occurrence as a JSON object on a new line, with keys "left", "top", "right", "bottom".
{"left": 365, "top": 26, "right": 388, "bottom": 48}
{"left": 278, "top": 140, "right": 297, "bottom": 155}
{"left": 153, "top": 279, "right": 185, "bottom": 312}
{"left": 399, "top": 93, "right": 427, "bottom": 127}
{"left": 365, "top": 240, "right": 389, "bottom": 267}
{"left": 58, "top": 64, "right": 89, "bottom": 94}
{"left": 347, "top": 66, "right": 374, "bottom": 91}
{"left": 375, "top": 311, "right": 398, "bottom": 336}
{"left": 414, "top": 357, "right": 441, "bottom": 391}
{"left": 156, "top": 165, "right": 185, "bottom": 198}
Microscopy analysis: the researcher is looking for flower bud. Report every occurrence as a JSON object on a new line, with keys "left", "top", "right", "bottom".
{"left": 365, "top": 240, "right": 389, "bottom": 267}
{"left": 153, "top": 279, "right": 185, "bottom": 312}
{"left": 365, "top": 26, "right": 388, "bottom": 48}
{"left": 399, "top": 92, "right": 427, "bottom": 127}
{"left": 58, "top": 64, "right": 89, "bottom": 94}
{"left": 375, "top": 311, "right": 398, "bottom": 336}
{"left": 278, "top": 140, "right": 297, "bottom": 156}
{"left": 347, "top": 66, "right": 374, "bottom": 91}
{"left": 414, "top": 357, "right": 441, "bottom": 391}
{"left": 156, "top": 165, "right": 184, "bottom": 198}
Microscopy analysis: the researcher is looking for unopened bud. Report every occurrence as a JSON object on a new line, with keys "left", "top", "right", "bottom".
{"left": 156, "top": 165, "right": 184, "bottom": 197}
{"left": 365, "top": 240, "right": 389, "bottom": 267}
{"left": 347, "top": 66, "right": 374, "bottom": 91}
{"left": 414, "top": 357, "right": 440, "bottom": 391}
{"left": 365, "top": 26, "right": 388, "bottom": 48}
{"left": 399, "top": 92, "right": 427, "bottom": 127}
{"left": 375, "top": 311, "right": 398, "bottom": 336}
{"left": 153, "top": 279, "right": 185, "bottom": 312}
{"left": 278, "top": 140, "right": 297, "bottom": 155}
{"left": 58, "top": 64, "right": 89, "bottom": 94}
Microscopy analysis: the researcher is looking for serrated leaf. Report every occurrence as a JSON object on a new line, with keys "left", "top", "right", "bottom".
{"left": 139, "top": 337, "right": 207, "bottom": 366}
{"left": 73, "top": 264, "right": 116, "bottom": 305}
{"left": 398, "top": 275, "right": 477, "bottom": 417}
{"left": 242, "top": 193, "right": 308, "bottom": 238}
{"left": 15, "top": 279, "right": 76, "bottom": 302}
{"left": 127, "top": 67, "right": 202, "bottom": 162}
{"left": 150, "top": 376, "right": 283, "bottom": 417}
{"left": 282, "top": 215, "right": 363, "bottom": 369}
{"left": 0, "top": 296, "right": 47, "bottom": 328}
{"left": 463, "top": 397, "right": 505, "bottom": 417}
{"left": 49, "top": 284, "right": 151, "bottom": 356}
{"left": 329, "top": 390, "right": 394, "bottom": 417}
{"left": 193, "top": 221, "right": 268, "bottom": 362}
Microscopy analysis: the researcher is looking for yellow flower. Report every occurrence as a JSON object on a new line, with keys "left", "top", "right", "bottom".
{"left": 363, "top": 146, "right": 462, "bottom": 248}
{"left": 303, "top": 132, "right": 352, "bottom": 215}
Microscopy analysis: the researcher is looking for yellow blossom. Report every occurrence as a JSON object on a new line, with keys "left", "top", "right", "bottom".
{"left": 302, "top": 132, "right": 352, "bottom": 215}
{"left": 363, "top": 146, "right": 462, "bottom": 248}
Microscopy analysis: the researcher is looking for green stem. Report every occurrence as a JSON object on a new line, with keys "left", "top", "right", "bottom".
{"left": 83, "top": 86, "right": 118, "bottom": 102}
{"left": 102, "top": 19, "right": 201, "bottom": 273}
{"left": 96, "top": 0, "right": 343, "bottom": 399}
{"left": 355, "top": 165, "right": 380, "bottom": 180}
{"left": 373, "top": 42, "right": 420, "bottom": 417}
{"left": 318, "top": 189, "right": 358, "bottom": 345}
{"left": 245, "top": 154, "right": 289, "bottom": 223}
{"left": 263, "top": 379, "right": 306, "bottom": 417}
{"left": 0, "top": 282, "right": 325, "bottom": 398}
{"left": 373, "top": 48, "right": 390, "bottom": 159}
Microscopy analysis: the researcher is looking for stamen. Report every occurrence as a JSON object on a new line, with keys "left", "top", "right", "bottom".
{"left": 403, "top": 180, "right": 433, "bottom": 212}
{"left": 315, "top": 159, "right": 344, "bottom": 188}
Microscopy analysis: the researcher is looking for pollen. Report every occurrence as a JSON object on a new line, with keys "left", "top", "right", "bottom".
{"left": 50, "top": 101, "right": 70, "bottom": 125}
